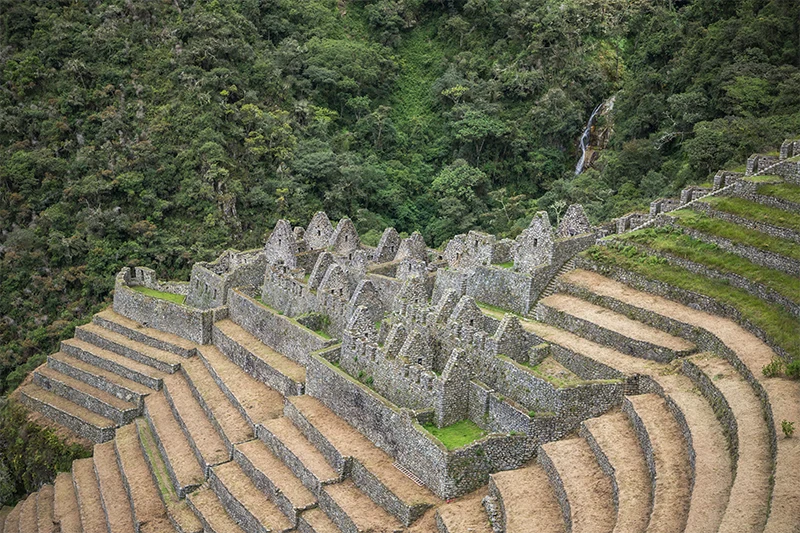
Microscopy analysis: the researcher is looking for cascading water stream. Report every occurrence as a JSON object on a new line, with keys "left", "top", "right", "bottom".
{"left": 574, "top": 96, "right": 615, "bottom": 175}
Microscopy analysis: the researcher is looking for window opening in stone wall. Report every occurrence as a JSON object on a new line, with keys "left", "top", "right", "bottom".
{"left": 470, "top": 318, "right": 474, "bottom": 327}
{"left": 533, "top": 238, "right": 538, "bottom": 247}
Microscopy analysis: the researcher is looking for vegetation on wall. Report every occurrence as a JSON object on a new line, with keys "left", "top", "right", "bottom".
{"left": 0, "top": 401, "right": 91, "bottom": 504}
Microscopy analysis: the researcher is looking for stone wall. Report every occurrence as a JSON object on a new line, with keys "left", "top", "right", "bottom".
{"left": 620, "top": 240, "right": 800, "bottom": 321}
{"left": 227, "top": 289, "right": 335, "bottom": 366}
{"left": 113, "top": 268, "right": 214, "bottom": 344}
{"left": 691, "top": 202, "right": 800, "bottom": 243}
{"left": 663, "top": 217, "right": 800, "bottom": 277}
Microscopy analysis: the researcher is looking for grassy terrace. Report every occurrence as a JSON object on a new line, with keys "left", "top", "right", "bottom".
{"left": 423, "top": 420, "right": 486, "bottom": 450}
{"left": 586, "top": 244, "right": 800, "bottom": 360}
{"left": 743, "top": 174, "right": 783, "bottom": 183}
{"left": 131, "top": 286, "right": 186, "bottom": 305}
{"left": 757, "top": 182, "right": 800, "bottom": 204}
{"left": 621, "top": 227, "right": 800, "bottom": 306}
{"left": 701, "top": 196, "right": 800, "bottom": 233}
{"left": 670, "top": 210, "right": 800, "bottom": 262}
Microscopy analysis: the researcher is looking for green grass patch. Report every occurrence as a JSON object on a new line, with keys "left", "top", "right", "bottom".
{"left": 131, "top": 286, "right": 186, "bottom": 305}
{"left": 475, "top": 301, "right": 517, "bottom": 318}
{"left": 495, "top": 261, "right": 514, "bottom": 269}
{"left": 671, "top": 210, "right": 800, "bottom": 262}
{"left": 423, "top": 420, "right": 486, "bottom": 450}
{"left": 701, "top": 196, "right": 800, "bottom": 233}
{"left": 743, "top": 174, "right": 783, "bottom": 184}
{"left": 622, "top": 227, "right": 800, "bottom": 305}
{"left": 757, "top": 182, "right": 800, "bottom": 204}
{"left": 390, "top": 17, "right": 454, "bottom": 143}
{"left": 137, "top": 420, "right": 177, "bottom": 500}
{"left": 315, "top": 328, "right": 332, "bottom": 339}
{"left": 585, "top": 244, "right": 800, "bottom": 361}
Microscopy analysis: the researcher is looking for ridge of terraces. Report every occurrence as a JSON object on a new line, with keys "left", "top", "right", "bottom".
{"left": 3, "top": 141, "right": 799, "bottom": 533}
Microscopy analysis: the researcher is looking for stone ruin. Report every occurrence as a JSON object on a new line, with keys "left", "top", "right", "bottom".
{"left": 7, "top": 141, "right": 800, "bottom": 532}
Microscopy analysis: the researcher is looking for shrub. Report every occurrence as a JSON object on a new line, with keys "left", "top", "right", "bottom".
{"left": 763, "top": 358, "right": 785, "bottom": 377}
{"left": 782, "top": 420, "right": 795, "bottom": 438}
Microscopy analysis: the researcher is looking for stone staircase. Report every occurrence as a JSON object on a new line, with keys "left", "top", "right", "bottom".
{"left": 5, "top": 306, "right": 448, "bottom": 533}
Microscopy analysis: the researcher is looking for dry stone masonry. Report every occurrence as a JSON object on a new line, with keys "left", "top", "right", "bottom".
{"left": 6, "top": 140, "right": 800, "bottom": 533}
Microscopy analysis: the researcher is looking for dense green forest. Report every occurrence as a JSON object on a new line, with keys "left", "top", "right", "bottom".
{"left": 1, "top": 0, "right": 799, "bottom": 402}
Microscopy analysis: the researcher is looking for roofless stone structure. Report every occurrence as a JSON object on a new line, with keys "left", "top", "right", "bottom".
{"left": 5, "top": 141, "right": 800, "bottom": 532}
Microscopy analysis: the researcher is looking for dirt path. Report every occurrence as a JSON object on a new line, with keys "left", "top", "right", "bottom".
{"left": 541, "top": 294, "right": 695, "bottom": 351}
{"left": 563, "top": 269, "right": 800, "bottom": 531}
{"left": 692, "top": 355, "right": 771, "bottom": 533}
{"left": 543, "top": 437, "right": 616, "bottom": 533}
{"left": 584, "top": 410, "right": 651, "bottom": 533}
{"left": 628, "top": 394, "right": 691, "bottom": 533}
{"left": 491, "top": 464, "right": 566, "bottom": 533}
{"left": 435, "top": 487, "right": 492, "bottom": 533}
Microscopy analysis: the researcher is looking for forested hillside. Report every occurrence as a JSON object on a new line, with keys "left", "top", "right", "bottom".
{"left": 1, "top": 0, "right": 799, "bottom": 398}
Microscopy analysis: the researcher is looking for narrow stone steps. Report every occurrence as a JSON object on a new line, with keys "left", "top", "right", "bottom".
{"left": 2, "top": 503, "right": 19, "bottom": 533}
{"left": 18, "top": 384, "right": 116, "bottom": 443}
{"left": 582, "top": 410, "right": 652, "bottom": 533}
{"left": 234, "top": 438, "right": 317, "bottom": 524}
{"left": 114, "top": 423, "right": 172, "bottom": 533}
{"left": 17, "top": 494, "right": 37, "bottom": 533}
{"left": 186, "top": 486, "right": 246, "bottom": 533}
{"left": 196, "top": 345, "right": 284, "bottom": 427}
{"left": 625, "top": 394, "right": 691, "bottom": 533}
{"left": 93, "top": 308, "right": 196, "bottom": 357}
{"left": 541, "top": 436, "right": 616, "bottom": 533}
{"left": 143, "top": 393, "right": 205, "bottom": 497}
{"left": 61, "top": 338, "right": 164, "bottom": 390}
{"left": 490, "top": 464, "right": 566, "bottom": 533}
{"left": 36, "top": 484, "right": 56, "bottom": 533}
{"left": 656, "top": 372, "right": 731, "bottom": 533}
{"left": 209, "top": 461, "right": 294, "bottom": 533}
{"left": 537, "top": 293, "right": 696, "bottom": 362}
{"left": 434, "top": 487, "right": 492, "bottom": 533}
{"left": 690, "top": 356, "right": 771, "bottom": 533}
{"left": 179, "top": 355, "right": 253, "bottom": 448}
{"left": 213, "top": 319, "right": 306, "bottom": 396}
{"left": 298, "top": 508, "right": 341, "bottom": 533}
{"left": 162, "top": 371, "right": 230, "bottom": 471}
{"left": 320, "top": 480, "right": 403, "bottom": 533}
{"left": 72, "top": 457, "right": 107, "bottom": 533}
{"left": 48, "top": 351, "right": 150, "bottom": 406}
{"left": 93, "top": 441, "right": 135, "bottom": 533}
{"left": 77, "top": 322, "right": 183, "bottom": 373}
{"left": 34, "top": 366, "right": 139, "bottom": 425}
{"left": 53, "top": 472, "right": 81, "bottom": 533}
{"left": 288, "top": 396, "right": 440, "bottom": 523}
{"left": 257, "top": 417, "right": 340, "bottom": 494}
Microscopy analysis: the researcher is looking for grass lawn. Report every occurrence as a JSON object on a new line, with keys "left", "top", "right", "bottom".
{"left": 423, "top": 420, "right": 486, "bottom": 450}
{"left": 757, "top": 182, "right": 800, "bottom": 204}
{"left": 701, "top": 196, "right": 800, "bottom": 233}
{"left": 131, "top": 286, "right": 186, "bottom": 305}
{"left": 670, "top": 210, "right": 800, "bottom": 262}
{"left": 586, "top": 244, "right": 800, "bottom": 361}
{"left": 743, "top": 174, "right": 783, "bottom": 184}
{"left": 622, "top": 227, "right": 800, "bottom": 305}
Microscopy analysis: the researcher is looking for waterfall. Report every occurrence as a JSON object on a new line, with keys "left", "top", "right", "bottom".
{"left": 574, "top": 96, "right": 615, "bottom": 175}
